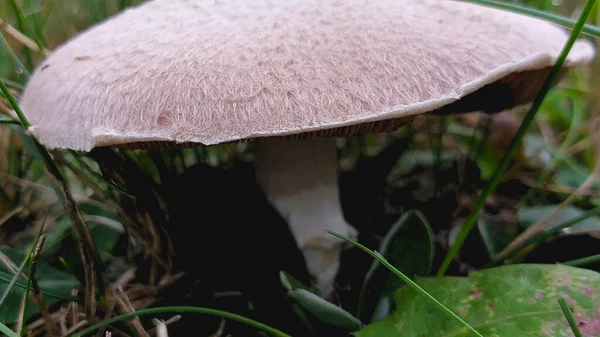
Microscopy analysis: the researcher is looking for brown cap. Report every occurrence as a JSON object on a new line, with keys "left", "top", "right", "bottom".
{"left": 21, "top": 0, "right": 595, "bottom": 151}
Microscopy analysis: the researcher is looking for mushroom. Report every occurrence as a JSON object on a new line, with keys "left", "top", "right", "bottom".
{"left": 20, "top": 0, "right": 594, "bottom": 295}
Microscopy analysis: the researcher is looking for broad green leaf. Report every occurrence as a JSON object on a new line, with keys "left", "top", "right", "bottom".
{"left": 518, "top": 205, "right": 600, "bottom": 234}
{"left": 0, "top": 247, "right": 79, "bottom": 324}
{"left": 355, "top": 264, "right": 600, "bottom": 337}
{"left": 358, "top": 210, "right": 434, "bottom": 322}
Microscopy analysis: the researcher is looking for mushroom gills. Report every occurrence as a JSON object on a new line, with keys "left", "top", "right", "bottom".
{"left": 254, "top": 137, "right": 356, "bottom": 296}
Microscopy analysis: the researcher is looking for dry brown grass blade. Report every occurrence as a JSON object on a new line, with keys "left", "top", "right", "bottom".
{"left": 0, "top": 205, "right": 24, "bottom": 227}
{"left": 0, "top": 172, "right": 55, "bottom": 195}
{"left": 63, "top": 320, "right": 88, "bottom": 337}
{"left": 0, "top": 100, "right": 12, "bottom": 114}
{"left": 114, "top": 286, "right": 150, "bottom": 337}
{"left": 0, "top": 17, "right": 50, "bottom": 56}
{"left": 52, "top": 151, "right": 150, "bottom": 252}
{"left": 496, "top": 133, "right": 600, "bottom": 261}
{"left": 89, "top": 148, "right": 175, "bottom": 272}
{"left": 520, "top": 177, "right": 600, "bottom": 197}
{"left": 47, "top": 170, "right": 100, "bottom": 320}
{"left": 2, "top": 73, "right": 111, "bottom": 322}
{"left": 68, "top": 289, "right": 80, "bottom": 328}
{"left": 208, "top": 318, "right": 226, "bottom": 337}
{"left": 0, "top": 249, "right": 22, "bottom": 275}
{"left": 148, "top": 316, "right": 180, "bottom": 337}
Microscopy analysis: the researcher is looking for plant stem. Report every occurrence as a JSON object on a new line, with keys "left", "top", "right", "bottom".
{"left": 71, "top": 306, "right": 293, "bottom": 337}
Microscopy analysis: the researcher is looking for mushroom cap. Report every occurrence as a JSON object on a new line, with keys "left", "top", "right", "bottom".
{"left": 21, "top": 0, "right": 594, "bottom": 151}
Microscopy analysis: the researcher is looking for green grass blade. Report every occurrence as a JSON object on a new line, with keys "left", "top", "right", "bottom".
{"left": 562, "top": 253, "right": 600, "bottom": 267}
{"left": 0, "top": 214, "right": 46, "bottom": 308}
{"left": 19, "top": 233, "right": 47, "bottom": 336}
{"left": 0, "top": 258, "right": 29, "bottom": 308}
{"left": 559, "top": 298, "right": 583, "bottom": 337}
{"left": 517, "top": 100, "right": 584, "bottom": 207}
{"left": 437, "top": 0, "right": 598, "bottom": 277}
{"left": 327, "top": 231, "right": 483, "bottom": 337}
{"left": 67, "top": 150, "right": 136, "bottom": 199}
{"left": 0, "top": 32, "right": 31, "bottom": 79}
{"left": 70, "top": 306, "right": 293, "bottom": 337}
{"left": 0, "top": 78, "right": 24, "bottom": 91}
{"left": 0, "top": 78, "right": 30, "bottom": 128}
{"left": 0, "top": 321, "right": 18, "bottom": 337}
{"left": 461, "top": 0, "right": 600, "bottom": 38}
{"left": 19, "top": 247, "right": 37, "bottom": 336}
{"left": 7, "top": 0, "right": 32, "bottom": 70}
{"left": 0, "top": 120, "right": 21, "bottom": 125}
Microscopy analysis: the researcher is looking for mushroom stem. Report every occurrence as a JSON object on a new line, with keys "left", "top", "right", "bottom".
{"left": 254, "top": 137, "right": 356, "bottom": 296}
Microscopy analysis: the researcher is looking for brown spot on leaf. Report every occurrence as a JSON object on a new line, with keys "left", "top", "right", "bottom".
{"left": 41, "top": 64, "right": 50, "bottom": 71}
{"left": 556, "top": 273, "right": 572, "bottom": 286}
{"left": 582, "top": 287, "right": 595, "bottom": 297}
{"left": 535, "top": 291, "right": 543, "bottom": 300}
{"left": 74, "top": 56, "right": 91, "bottom": 61}
{"left": 468, "top": 288, "right": 483, "bottom": 300}
{"left": 572, "top": 312, "right": 600, "bottom": 336}
{"left": 542, "top": 321, "right": 558, "bottom": 336}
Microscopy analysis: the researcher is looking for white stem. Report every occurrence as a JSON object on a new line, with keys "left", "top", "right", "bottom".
{"left": 254, "top": 137, "right": 356, "bottom": 296}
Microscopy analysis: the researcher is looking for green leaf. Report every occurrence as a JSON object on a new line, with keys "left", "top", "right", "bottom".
{"left": 518, "top": 205, "right": 600, "bottom": 234}
{"left": 554, "top": 163, "right": 600, "bottom": 190}
{"left": 355, "top": 264, "right": 600, "bottom": 337}
{"left": 0, "top": 247, "right": 79, "bottom": 324}
{"left": 281, "top": 268, "right": 363, "bottom": 331}
{"left": 41, "top": 213, "right": 121, "bottom": 262}
{"left": 358, "top": 210, "right": 434, "bottom": 322}
{"left": 279, "top": 271, "right": 312, "bottom": 292}
{"left": 0, "top": 270, "right": 78, "bottom": 301}
{"left": 477, "top": 218, "right": 521, "bottom": 258}
{"left": 288, "top": 289, "right": 363, "bottom": 331}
